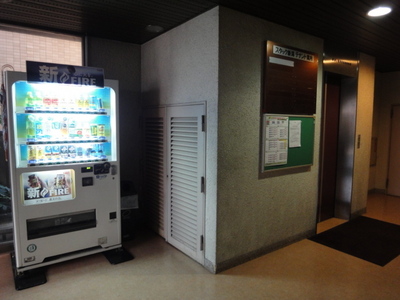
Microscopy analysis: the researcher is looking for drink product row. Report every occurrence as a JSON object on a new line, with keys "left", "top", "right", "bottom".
{"left": 26, "top": 143, "right": 107, "bottom": 164}
{"left": 25, "top": 114, "right": 107, "bottom": 142}
{"left": 25, "top": 91, "right": 105, "bottom": 112}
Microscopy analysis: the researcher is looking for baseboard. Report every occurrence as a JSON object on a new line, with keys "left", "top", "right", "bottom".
{"left": 351, "top": 207, "right": 367, "bottom": 219}
{"left": 215, "top": 229, "right": 315, "bottom": 273}
{"left": 368, "top": 188, "right": 386, "bottom": 194}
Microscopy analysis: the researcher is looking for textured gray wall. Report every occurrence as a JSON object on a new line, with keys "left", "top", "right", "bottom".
{"left": 86, "top": 38, "right": 141, "bottom": 190}
{"left": 216, "top": 7, "right": 323, "bottom": 269}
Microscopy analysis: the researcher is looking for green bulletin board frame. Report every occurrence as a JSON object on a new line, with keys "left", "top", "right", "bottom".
{"left": 262, "top": 114, "right": 315, "bottom": 172}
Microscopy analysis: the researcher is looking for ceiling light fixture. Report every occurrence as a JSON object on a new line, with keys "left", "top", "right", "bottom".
{"left": 145, "top": 25, "right": 164, "bottom": 33}
{"left": 367, "top": 6, "right": 392, "bottom": 17}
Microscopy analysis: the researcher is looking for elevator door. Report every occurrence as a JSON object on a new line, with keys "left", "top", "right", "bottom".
{"left": 318, "top": 74, "right": 341, "bottom": 221}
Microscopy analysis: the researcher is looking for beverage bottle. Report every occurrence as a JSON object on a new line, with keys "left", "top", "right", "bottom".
{"left": 89, "top": 96, "right": 97, "bottom": 110}
{"left": 75, "top": 122, "right": 83, "bottom": 138}
{"left": 35, "top": 117, "right": 44, "bottom": 140}
{"left": 68, "top": 97, "right": 75, "bottom": 110}
{"left": 77, "top": 95, "right": 84, "bottom": 109}
{"left": 34, "top": 92, "right": 43, "bottom": 110}
{"left": 51, "top": 95, "right": 59, "bottom": 109}
{"left": 43, "top": 117, "right": 52, "bottom": 139}
{"left": 83, "top": 95, "right": 90, "bottom": 109}
{"left": 51, "top": 118, "right": 61, "bottom": 139}
{"left": 60, "top": 117, "right": 69, "bottom": 137}
{"left": 68, "top": 118, "right": 76, "bottom": 138}
{"left": 97, "top": 98, "right": 103, "bottom": 111}
{"left": 43, "top": 92, "right": 52, "bottom": 109}
{"left": 83, "top": 123, "right": 91, "bottom": 138}
{"left": 25, "top": 92, "right": 34, "bottom": 109}
{"left": 98, "top": 143, "right": 104, "bottom": 158}
{"left": 26, "top": 115, "right": 36, "bottom": 140}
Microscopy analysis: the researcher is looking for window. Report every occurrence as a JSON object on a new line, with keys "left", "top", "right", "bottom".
{"left": 0, "top": 25, "right": 83, "bottom": 73}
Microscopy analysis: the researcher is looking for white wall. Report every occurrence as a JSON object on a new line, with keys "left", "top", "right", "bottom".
{"left": 374, "top": 71, "right": 400, "bottom": 191}
{"left": 141, "top": 8, "right": 219, "bottom": 271}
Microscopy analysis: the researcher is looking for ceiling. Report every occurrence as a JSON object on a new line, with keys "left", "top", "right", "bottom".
{"left": 0, "top": 0, "right": 399, "bottom": 72}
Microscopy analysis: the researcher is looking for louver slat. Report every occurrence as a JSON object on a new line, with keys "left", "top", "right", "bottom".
{"left": 170, "top": 117, "right": 198, "bottom": 250}
{"left": 144, "top": 117, "right": 165, "bottom": 235}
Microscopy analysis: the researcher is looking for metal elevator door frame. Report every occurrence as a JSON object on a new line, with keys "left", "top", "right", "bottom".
{"left": 318, "top": 72, "right": 357, "bottom": 221}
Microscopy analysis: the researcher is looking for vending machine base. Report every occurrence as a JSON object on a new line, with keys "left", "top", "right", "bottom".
{"left": 11, "top": 252, "right": 47, "bottom": 290}
{"left": 103, "top": 246, "right": 134, "bottom": 264}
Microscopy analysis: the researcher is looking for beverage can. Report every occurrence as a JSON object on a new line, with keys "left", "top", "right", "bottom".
{"left": 44, "top": 145, "right": 53, "bottom": 160}
{"left": 52, "top": 145, "right": 60, "bottom": 159}
{"left": 28, "top": 145, "right": 36, "bottom": 161}
{"left": 97, "top": 124, "right": 105, "bottom": 137}
{"left": 60, "top": 145, "right": 69, "bottom": 159}
{"left": 90, "top": 124, "right": 98, "bottom": 136}
{"left": 56, "top": 174, "right": 65, "bottom": 188}
{"left": 77, "top": 147, "right": 83, "bottom": 157}
{"left": 36, "top": 145, "right": 45, "bottom": 160}
{"left": 68, "top": 145, "right": 76, "bottom": 159}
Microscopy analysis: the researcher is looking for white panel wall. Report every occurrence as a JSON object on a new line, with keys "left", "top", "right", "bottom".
{"left": 141, "top": 8, "right": 219, "bottom": 272}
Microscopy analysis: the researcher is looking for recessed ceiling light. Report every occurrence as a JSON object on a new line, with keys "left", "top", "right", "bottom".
{"left": 367, "top": 6, "right": 392, "bottom": 17}
{"left": 145, "top": 25, "right": 164, "bottom": 33}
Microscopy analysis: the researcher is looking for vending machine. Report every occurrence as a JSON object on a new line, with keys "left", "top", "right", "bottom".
{"left": 5, "top": 65, "right": 122, "bottom": 285}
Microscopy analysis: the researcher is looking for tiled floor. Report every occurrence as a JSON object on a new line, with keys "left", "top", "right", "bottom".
{"left": 1, "top": 193, "right": 399, "bottom": 299}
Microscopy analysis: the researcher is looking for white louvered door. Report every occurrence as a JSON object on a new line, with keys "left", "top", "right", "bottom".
{"left": 166, "top": 104, "right": 205, "bottom": 264}
{"left": 143, "top": 107, "right": 167, "bottom": 237}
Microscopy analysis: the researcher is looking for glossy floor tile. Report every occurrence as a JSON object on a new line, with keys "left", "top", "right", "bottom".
{"left": 1, "top": 193, "right": 399, "bottom": 300}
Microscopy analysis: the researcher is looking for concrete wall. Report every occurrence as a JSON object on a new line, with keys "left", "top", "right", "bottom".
{"left": 351, "top": 53, "right": 375, "bottom": 216}
{"left": 86, "top": 37, "right": 141, "bottom": 190}
{"left": 141, "top": 8, "right": 219, "bottom": 271}
{"left": 216, "top": 7, "right": 323, "bottom": 271}
{"left": 374, "top": 71, "right": 400, "bottom": 191}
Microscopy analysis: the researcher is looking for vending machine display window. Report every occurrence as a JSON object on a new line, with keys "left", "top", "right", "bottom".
{"left": 20, "top": 169, "right": 76, "bottom": 206}
{"left": 11, "top": 81, "right": 117, "bottom": 168}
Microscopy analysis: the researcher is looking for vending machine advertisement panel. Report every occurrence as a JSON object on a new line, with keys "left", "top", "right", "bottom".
{"left": 5, "top": 64, "right": 128, "bottom": 288}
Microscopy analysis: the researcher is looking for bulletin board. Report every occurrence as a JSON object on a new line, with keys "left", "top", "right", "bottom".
{"left": 261, "top": 114, "right": 315, "bottom": 172}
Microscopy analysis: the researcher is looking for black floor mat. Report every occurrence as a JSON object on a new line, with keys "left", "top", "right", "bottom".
{"left": 309, "top": 216, "right": 400, "bottom": 266}
{"left": 103, "top": 247, "right": 134, "bottom": 264}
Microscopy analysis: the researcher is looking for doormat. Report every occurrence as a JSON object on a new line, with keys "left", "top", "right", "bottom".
{"left": 309, "top": 216, "right": 400, "bottom": 266}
